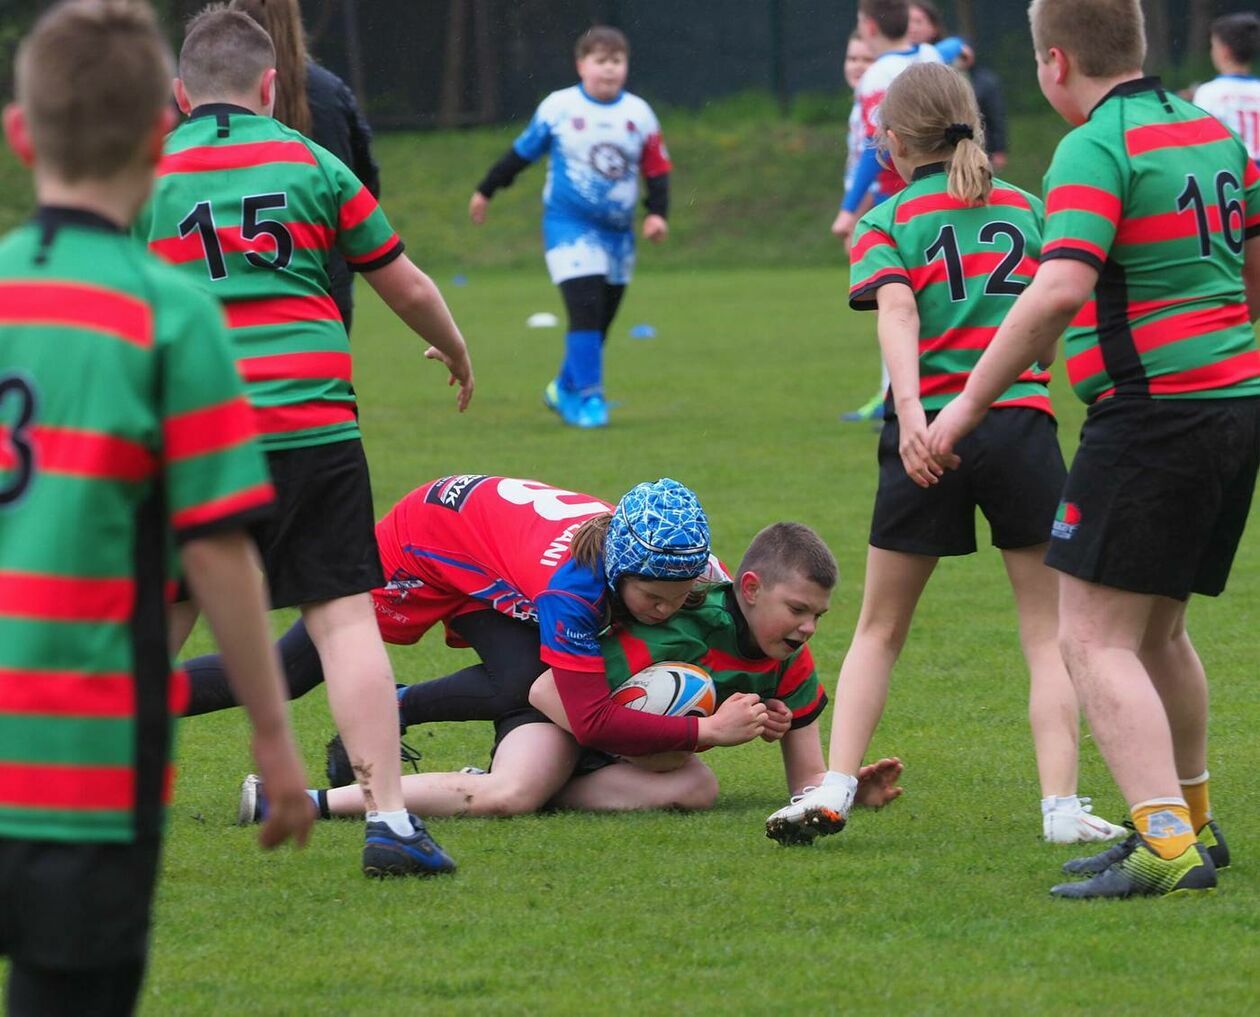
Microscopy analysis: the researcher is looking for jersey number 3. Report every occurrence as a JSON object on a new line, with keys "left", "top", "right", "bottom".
{"left": 0, "top": 374, "right": 37, "bottom": 507}
{"left": 178, "top": 193, "right": 295, "bottom": 281}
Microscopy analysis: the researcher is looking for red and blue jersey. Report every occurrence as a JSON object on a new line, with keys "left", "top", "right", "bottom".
{"left": 373, "top": 476, "right": 616, "bottom": 672}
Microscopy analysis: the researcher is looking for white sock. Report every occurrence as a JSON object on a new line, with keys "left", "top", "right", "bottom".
{"left": 366, "top": 809, "right": 413, "bottom": 837}
{"left": 1041, "top": 794, "right": 1081, "bottom": 815}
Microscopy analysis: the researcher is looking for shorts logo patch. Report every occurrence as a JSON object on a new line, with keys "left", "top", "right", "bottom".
{"left": 1052, "top": 500, "right": 1081, "bottom": 541}
{"left": 425, "top": 474, "right": 491, "bottom": 511}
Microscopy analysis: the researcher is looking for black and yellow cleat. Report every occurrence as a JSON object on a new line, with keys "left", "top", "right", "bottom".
{"left": 1197, "top": 819, "right": 1230, "bottom": 871}
{"left": 1061, "top": 826, "right": 1139, "bottom": 876}
{"left": 1050, "top": 839, "right": 1216, "bottom": 899}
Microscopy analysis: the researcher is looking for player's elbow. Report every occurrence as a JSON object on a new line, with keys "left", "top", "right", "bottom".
{"left": 1032, "top": 260, "right": 1096, "bottom": 318}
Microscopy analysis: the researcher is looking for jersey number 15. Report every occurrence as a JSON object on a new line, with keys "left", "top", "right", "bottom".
{"left": 178, "top": 193, "right": 295, "bottom": 281}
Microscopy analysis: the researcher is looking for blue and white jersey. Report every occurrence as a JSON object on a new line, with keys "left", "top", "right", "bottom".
{"left": 513, "top": 85, "right": 671, "bottom": 232}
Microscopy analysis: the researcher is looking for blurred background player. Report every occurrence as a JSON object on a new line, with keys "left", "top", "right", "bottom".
{"left": 930, "top": 0, "right": 1260, "bottom": 899}
{"left": 469, "top": 26, "right": 671, "bottom": 429}
{"left": 231, "top": 0, "right": 382, "bottom": 335}
{"left": 767, "top": 63, "right": 1126, "bottom": 848}
{"left": 1194, "top": 12, "right": 1260, "bottom": 167}
{"left": 0, "top": 3, "right": 311, "bottom": 1013}
{"left": 837, "top": 0, "right": 942, "bottom": 423}
{"left": 908, "top": 1, "right": 1009, "bottom": 173}
{"left": 137, "top": 7, "right": 473, "bottom": 877}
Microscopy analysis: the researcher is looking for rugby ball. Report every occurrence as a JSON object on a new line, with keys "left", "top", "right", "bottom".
{"left": 611, "top": 661, "right": 717, "bottom": 718}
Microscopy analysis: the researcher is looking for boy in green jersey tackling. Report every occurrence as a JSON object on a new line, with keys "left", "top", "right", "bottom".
{"left": 930, "top": 0, "right": 1260, "bottom": 898}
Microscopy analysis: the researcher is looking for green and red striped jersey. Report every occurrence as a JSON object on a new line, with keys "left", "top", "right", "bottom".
{"left": 1041, "top": 77, "right": 1260, "bottom": 404}
{"left": 135, "top": 104, "right": 405, "bottom": 450}
{"left": 849, "top": 165, "right": 1052, "bottom": 414}
{"left": 0, "top": 207, "right": 274, "bottom": 844}
{"left": 601, "top": 585, "right": 827, "bottom": 728}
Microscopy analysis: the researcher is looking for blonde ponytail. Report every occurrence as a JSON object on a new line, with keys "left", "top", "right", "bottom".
{"left": 880, "top": 62, "right": 991, "bottom": 207}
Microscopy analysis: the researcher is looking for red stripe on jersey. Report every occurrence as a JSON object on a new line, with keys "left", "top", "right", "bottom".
{"left": 169, "top": 668, "right": 190, "bottom": 717}
{"left": 700, "top": 647, "right": 778, "bottom": 675}
{"left": 1130, "top": 303, "right": 1250, "bottom": 354}
{"left": 1125, "top": 116, "right": 1233, "bottom": 157}
{"left": 1071, "top": 296, "right": 1198, "bottom": 329}
{"left": 0, "top": 667, "right": 134, "bottom": 717}
{"left": 993, "top": 393, "right": 1055, "bottom": 413}
{"left": 171, "top": 480, "right": 274, "bottom": 532}
{"left": 920, "top": 327, "right": 998, "bottom": 353}
{"left": 1146, "top": 350, "right": 1260, "bottom": 395}
{"left": 790, "top": 683, "right": 826, "bottom": 721}
{"left": 851, "top": 229, "right": 895, "bottom": 263}
{"left": 908, "top": 252, "right": 1038, "bottom": 290}
{"left": 0, "top": 572, "right": 134, "bottom": 623}
{"left": 1247, "top": 161, "right": 1260, "bottom": 187}
{"left": 0, "top": 426, "right": 156, "bottom": 481}
{"left": 775, "top": 649, "right": 815, "bottom": 699}
{"left": 252, "top": 400, "right": 357, "bottom": 435}
{"left": 1116, "top": 207, "right": 1224, "bottom": 246}
{"left": 157, "top": 140, "right": 318, "bottom": 176}
{"left": 919, "top": 372, "right": 969, "bottom": 398}
{"left": 0, "top": 763, "right": 134, "bottom": 810}
{"left": 893, "top": 187, "right": 1031, "bottom": 224}
{"left": 339, "top": 186, "right": 380, "bottom": 233}
{"left": 539, "top": 646, "right": 604, "bottom": 672}
{"left": 0, "top": 281, "right": 152, "bottom": 348}
{"left": 1045, "top": 184, "right": 1122, "bottom": 223}
{"left": 239, "top": 351, "right": 353, "bottom": 383}
{"left": 345, "top": 233, "right": 402, "bottom": 267}
{"left": 614, "top": 631, "right": 656, "bottom": 679}
{"left": 149, "top": 222, "right": 333, "bottom": 265}
{"left": 641, "top": 132, "right": 672, "bottom": 177}
{"left": 224, "top": 294, "right": 343, "bottom": 330}
{"left": 1043, "top": 237, "right": 1108, "bottom": 264}
{"left": 164, "top": 396, "right": 257, "bottom": 461}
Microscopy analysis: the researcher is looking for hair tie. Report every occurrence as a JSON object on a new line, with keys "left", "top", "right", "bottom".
{"left": 944, "top": 123, "right": 974, "bottom": 146}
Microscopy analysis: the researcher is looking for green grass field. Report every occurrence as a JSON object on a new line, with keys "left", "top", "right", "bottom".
{"left": 139, "top": 266, "right": 1260, "bottom": 1014}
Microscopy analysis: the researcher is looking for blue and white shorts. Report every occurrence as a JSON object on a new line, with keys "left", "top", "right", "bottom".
{"left": 542, "top": 216, "right": 636, "bottom": 285}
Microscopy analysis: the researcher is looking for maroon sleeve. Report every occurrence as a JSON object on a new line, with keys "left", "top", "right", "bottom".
{"left": 552, "top": 666, "right": 699, "bottom": 755}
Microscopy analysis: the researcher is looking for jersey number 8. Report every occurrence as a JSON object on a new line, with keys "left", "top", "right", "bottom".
{"left": 178, "top": 192, "right": 295, "bottom": 281}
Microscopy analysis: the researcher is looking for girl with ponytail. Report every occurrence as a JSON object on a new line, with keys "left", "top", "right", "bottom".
{"left": 767, "top": 62, "right": 1127, "bottom": 848}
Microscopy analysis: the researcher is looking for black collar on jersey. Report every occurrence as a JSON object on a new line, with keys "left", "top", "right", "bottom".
{"left": 30, "top": 205, "right": 125, "bottom": 265}
{"left": 1090, "top": 75, "right": 1164, "bottom": 118}
{"left": 187, "top": 102, "right": 257, "bottom": 120}
{"left": 725, "top": 585, "right": 768, "bottom": 661}
{"left": 911, "top": 162, "right": 947, "bottom": 182}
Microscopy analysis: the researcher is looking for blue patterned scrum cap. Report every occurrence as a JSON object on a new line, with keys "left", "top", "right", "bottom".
{"left": 604, "top": 478, "right": 710, "bottom": 588}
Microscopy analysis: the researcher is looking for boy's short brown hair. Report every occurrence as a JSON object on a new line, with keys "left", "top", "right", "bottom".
{"left": 1028, "top": 0, "right": 1146, "bottom": 78}
{"left": 575, "top": 25, "right": 629, "bottom": 60}
{"left": 180, "top": 5, "right": 276, "bottom": 100}
{"left": 737, "top": 523, "right": 838, "bottom": 592}
{"left": 859, "top": 0, "right": 910, "bottom": 41}
{"left": 14, "top": 0, "right": 172, "bottom": 183}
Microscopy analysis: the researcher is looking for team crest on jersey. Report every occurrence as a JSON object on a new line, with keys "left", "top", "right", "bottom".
{"left": 572, "top": 117, "right": 585, "bottom": 130}
{"left": 1051, "top": 501, "right": 1081, "bottom": 541}
{"left": 626, "top": 120, "right": 637, "bottom": 133}
{"left": 590, "top": 142, "right": 629, "bottom": 179}
{"left": 426, "top": 474, "right": 491, "bottom": 512}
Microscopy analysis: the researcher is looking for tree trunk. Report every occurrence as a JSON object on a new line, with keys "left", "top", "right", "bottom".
{"left": 1142, "top": 0, "right": 1170, "bottom": 72}
{"left": 1187, "top": 0, "right": 1218, "bottom": 68}
{"left": 473, "top": 0, "right": 498, "bottom": 124}
{"left": 954, "top": 0, "right": 976, "bottom": 44}
{"left": 438, "top": 0, "right": 468, "bottom": 128}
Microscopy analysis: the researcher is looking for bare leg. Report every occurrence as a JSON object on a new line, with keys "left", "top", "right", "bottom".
{"left": 1057, "top": 575, "right": 1180, "bottom": 805}
{"left": 304, "top": 593, "right": 403, "bottom": 814}
{"left": 168, "top": 599, "right": 200, "bottom": 657}
{"left": 1139, "top": 597, "right": 1207, "bottom": 780}
{"left": 826, "top": 546, "right": 937, "bottom": 775}
{"left": 326, "top": 722, "right": 580, "bottom": 818}
{"left": 551, "top": 754, "right": 718, "bottom": 812}
{"left": 1002, "top": 545, "right": 1078, "bottom": 797}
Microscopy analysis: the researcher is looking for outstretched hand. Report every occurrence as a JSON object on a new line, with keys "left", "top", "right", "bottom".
{"left": 853, "top": 756, "right": 904, "bottom": 809}
{"left": 424, "top": 346, "right": 475, "bottom": 412}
